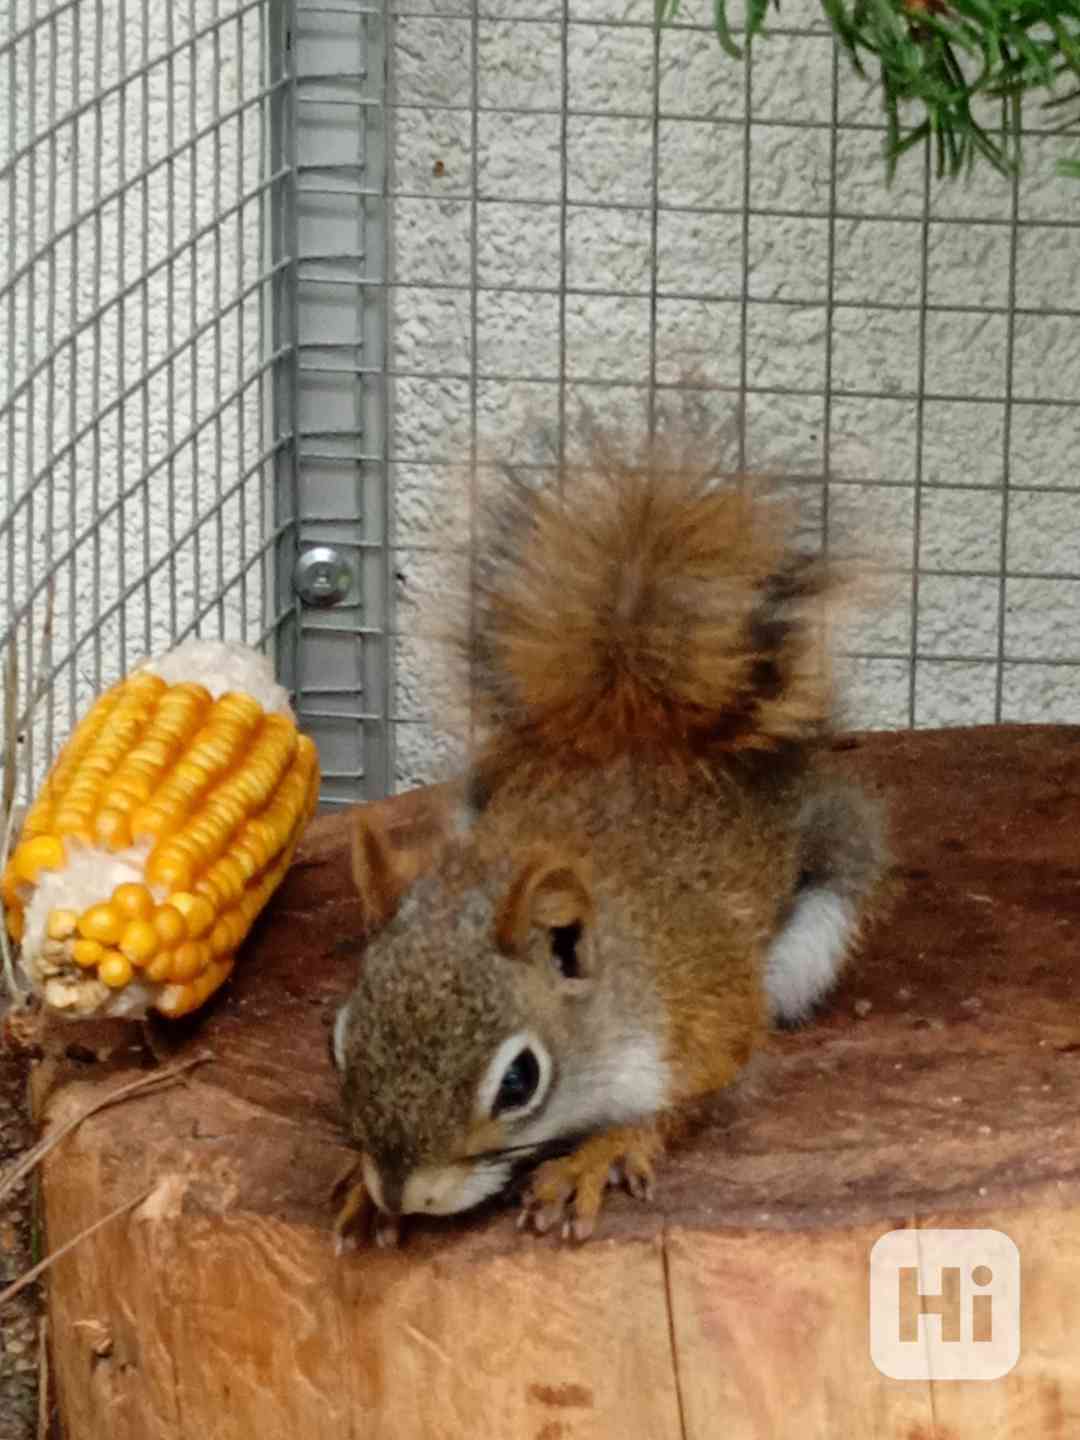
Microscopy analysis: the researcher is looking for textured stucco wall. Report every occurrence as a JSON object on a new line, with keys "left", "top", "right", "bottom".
{"left": 2, "top": 0, "right": 267, "bottom": 788}
{"left": 4, "top": 0, "right": 1080, "bottom": 803}
{"left": 386, "top": 0, "right": 1080, "bottom": 791}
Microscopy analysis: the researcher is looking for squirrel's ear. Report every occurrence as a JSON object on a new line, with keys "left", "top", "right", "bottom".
{"left": 349, "top": 812, "right": 403, "bottom": 933}
{"left": 495, "top": 849, "right": 595, "bottom": 980}
{"left": 349, "top": 788, "right": 455, "bottom": 930}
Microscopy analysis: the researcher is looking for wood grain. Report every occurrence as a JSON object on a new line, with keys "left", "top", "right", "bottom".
{"left": 29, "top": 727, "right": 1080, "bottom": 1439}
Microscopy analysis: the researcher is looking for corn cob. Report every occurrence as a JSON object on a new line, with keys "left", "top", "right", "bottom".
{"left": 2, "top": 640, "right": 320, "bottom": 1019}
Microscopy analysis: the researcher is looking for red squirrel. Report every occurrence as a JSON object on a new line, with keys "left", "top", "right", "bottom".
{"left": 332, "top": 423, "right": 887, "bottom": 1246}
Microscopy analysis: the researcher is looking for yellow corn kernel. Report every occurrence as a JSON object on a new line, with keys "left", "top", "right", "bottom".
{"left": 219, "top": 691, "right": 262, "bottom": 725}
{"left": 19, "top": 685, "right": 125, "bottom": 842}
{"left": 113, "top": 883, "right": 155, "bottom": 920}
{"left": 171, "top": 940, "right": 210, "bottom": 982}
{"left": 71, "top": 938, "right": 105, "bottom": 967}
{"left": 188, "top": 736, "right": 236, "bottom": 770}
{"left": 127, "top": 804, "right": 172, "bottom": 842}
{"left": 158, "top": 680, "right": 214, "bottom": 714}
{"left": 193, "top": 874, "right": 228, "bottom": 911}
{"left": 98, "top": 951, "right": 134, "bottom": 989}
{"left": 200, "top": 854, "right": 246, "bottom": 907}
{"left": 156, "top": 981, "right": 197, "bottom": 1017}
{"left": 206, "top": 792, "right": 248, "bottom": 830}
{"left": 10, "top": 835, "right": 66, "bottom": 884}
{"left": 237, "top": 821, "right": 273, "bottom": 869}
{"left": 106, "top": 692, "right": 205, "bottom": 807}
{"left": 197, "top": 957, "right": 233, "bottom": 1002}
{"left": 208, "top": 917, "right": 233, "bottom": 958}
{"left": 170, "top": 758, "right": 214, "bottom": 789}
{"left": 144, "top": 951, "right": 175, "bottom": 983}
{"left": 146, "top": 718, "right": 295, "bottom": 887}
{"left": 93, "top": 808, "right": 132, "bottom": 850}
{"left": 103, "top": 774, "right": 153, "bottom": 807}
{"left": 128, "top": 738, "right": 179, "bottom": 769}
{"left": 48, "top": 676, "right": 164, "bottom": 840}
{"left": 167, "top": 892, "right": 215, "bottom": 940}
{"left": 152, "top": 905, "right": 187, "bottom": 948}
{"left": 215, "top": 692, "right": 263, "bottom": 725}
{"left": 56, "top": 681, "right": 166, "bottom": 835}
{"left": 144, "top": 850, "right": 195, "bottom": 893}
{"left": 230, "top": 905, "right": 254, "bottom": 947}
{"left": 46, "top": 908, "right": 79, "bottom": 941}
{"left": 126, "top": 672, "right": 168, "bottom": 701}
{"left": 225, "top": 841, "right": 261, "bottom": 883}
{"left": 157, "top": 956, "right": 234, "bottom": 1017}
{"left": 77, "top": 902, "right": 124, "bottom": 946}
{"left": 119, "top": 919, "right": 159, "bottom": 966}
{"left": 176, "top": 818, "right": 229, "bottom": 857}
{"left": 52, "top": 815, "right": 95, "bottom": 846}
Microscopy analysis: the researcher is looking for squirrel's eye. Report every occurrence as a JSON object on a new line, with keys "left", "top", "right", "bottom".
{"left": 493, "top": 1047, "right": 541, "bottom": 1115}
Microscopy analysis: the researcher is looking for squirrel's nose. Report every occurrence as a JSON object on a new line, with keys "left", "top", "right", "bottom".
{"left": 361, "top": 1153, "right": 405, "bottom": 1215}
{"left": 379, "top": 1172, "right": 405, "bottom": 1215}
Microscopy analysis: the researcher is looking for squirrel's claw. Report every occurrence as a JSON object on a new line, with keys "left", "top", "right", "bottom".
{"left": 331, "top": 1165, "right": 406, "bottom": 1252}
{"left": 373, "top": 1212, "right": 402, "bottom": 1249}
{"left": 332, "top": 1174, "right": 373, "bottom": 1255}
{"left": 610, "top": 1151, "right": 657, "bottom": 1203}
{"left": 520, "top": 1124, "right": 662, "bottom": 1242}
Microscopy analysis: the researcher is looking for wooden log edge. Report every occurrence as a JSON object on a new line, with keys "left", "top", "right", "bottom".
{"left": 22, "top": 726, "right": 1080, "bottom": 1439}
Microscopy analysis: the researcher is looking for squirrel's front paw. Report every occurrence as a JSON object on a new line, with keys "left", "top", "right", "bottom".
{"left": 331, "top": 1166, "right": 402, "bottom": 1253}
{"left": 520, "top": 1124, "right": 662, "bottom": 1242}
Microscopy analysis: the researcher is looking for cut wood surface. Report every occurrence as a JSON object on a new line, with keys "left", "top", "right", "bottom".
{"left": 27, "top": 727, "right": 1080, "bottom": 1439}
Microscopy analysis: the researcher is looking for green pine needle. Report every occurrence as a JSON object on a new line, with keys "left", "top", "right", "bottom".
{"left": 657, "top": 0, "right": 1080, "bottom": 180}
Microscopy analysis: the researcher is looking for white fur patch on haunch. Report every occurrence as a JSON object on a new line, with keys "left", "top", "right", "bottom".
{"left": 765, "top": 888, "right": 857, "bottom": 1024}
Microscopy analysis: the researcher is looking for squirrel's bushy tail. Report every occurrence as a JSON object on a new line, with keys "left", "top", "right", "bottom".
{"left": 472, "top": 427, "right": 835, "bottom": 774}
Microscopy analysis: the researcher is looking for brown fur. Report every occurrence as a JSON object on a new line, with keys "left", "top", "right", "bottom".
{"left": 494, "top": 848, "right": 595, "bottom": 955}
{"left": 349, "top": 812, "right": 402, "bottom": 934}
{"left": 478, "top": 756, "right": 798, "bottom": 1100}
{"left": 470, "top": 431, "right": 834, "bottom": 789}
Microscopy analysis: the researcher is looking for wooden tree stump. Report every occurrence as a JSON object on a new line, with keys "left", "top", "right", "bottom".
{"left": 27, "top": 727, "right": 1080, "bottom": 1439}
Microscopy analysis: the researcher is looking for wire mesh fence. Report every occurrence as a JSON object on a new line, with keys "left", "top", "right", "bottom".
{"left": 383, "top": 0, "right": 1080, "bottom": 789}
{"left": 0, "top": 0, "right": 293, "bottom": 804}
{"left": 3, "top": 0, "right": 1080, "bottom": 809}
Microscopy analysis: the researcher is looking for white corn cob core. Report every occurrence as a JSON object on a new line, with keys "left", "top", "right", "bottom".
{"left": 21, "top": 840, "right": 157, "bottom": 1013}
{"left": 137, "top": 638, "right": 292, "bottom": 716}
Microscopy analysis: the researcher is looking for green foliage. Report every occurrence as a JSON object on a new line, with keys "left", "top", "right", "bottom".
{"left": 658, "top": 0, "right": 1080, "bottom": 181}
